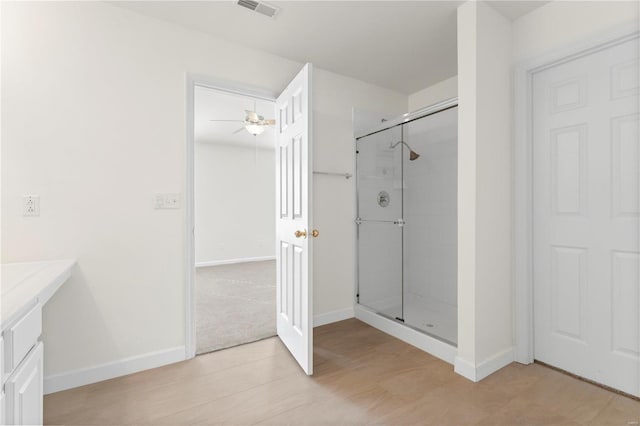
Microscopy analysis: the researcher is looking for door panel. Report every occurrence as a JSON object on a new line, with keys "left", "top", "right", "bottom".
{"left": 275, "top": 64, "right": 313, "bottom": 375}
{"left": 550, "top": 246, "right": 586, "bottom": 342}
{"left": 6, "top": 343, "right": 43, "bottom": 426}
{"left": 611, "top": 251, "right": 639, "bottom": 358}
{"left": 356, "top": 126, "right": 403, "bottom": 321}
{"left": 550, "top": 125, "right": 586, "bottom": 216}
{"left": 533, "top": 36, "right": 640, "bottom": 396}
{"left": 612, "top": 114, "right": 639, "bottom": 217}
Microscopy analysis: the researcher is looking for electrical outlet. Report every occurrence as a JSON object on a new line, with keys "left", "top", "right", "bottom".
{"left": 23, "top": 195, "right": 40, "bottom": 217}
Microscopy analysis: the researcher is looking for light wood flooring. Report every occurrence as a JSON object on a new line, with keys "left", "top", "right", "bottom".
{"left": 45, "top": 319, "right": 640, "bottom": 425}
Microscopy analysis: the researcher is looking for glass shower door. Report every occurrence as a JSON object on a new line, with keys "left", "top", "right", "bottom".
{"left": 355, "top": 103, "right": 458, "bottom": 345}
{"left": 402, "top": 106, "right": 458, "bottom": 344}
{"left": 356, "top": 126, "right": 404, "bottom": 320}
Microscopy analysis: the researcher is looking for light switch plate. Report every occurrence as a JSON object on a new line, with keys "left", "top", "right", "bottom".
{"left": 23, "top": 195, "right": 40, "bottom": 216}
{"left": 154, "top": 193, "right": 181, "bottom": 209}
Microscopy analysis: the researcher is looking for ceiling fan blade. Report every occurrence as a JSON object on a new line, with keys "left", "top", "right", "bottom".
{"left": 232, "top": 126, "right": 246, "bottom": 135}
{"left": 263, "top": 119, "right": 276, "bottom": 126}
{"left": 210, "top": 119, "right": 244, "bottom": 122}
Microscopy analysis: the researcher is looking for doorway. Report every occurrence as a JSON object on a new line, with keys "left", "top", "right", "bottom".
{"left": 193, "top": 85, "right": 277, "bottom": 355}
{"left": 185, "top": 65, "right": 315, "bottom": 374}
{"left": 521, "top": 32, "right": 639, "bottom": 397}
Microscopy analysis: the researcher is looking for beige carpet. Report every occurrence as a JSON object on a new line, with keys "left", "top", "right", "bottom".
{"left": 195, "top": 260, "right": 276, "bottom": 355}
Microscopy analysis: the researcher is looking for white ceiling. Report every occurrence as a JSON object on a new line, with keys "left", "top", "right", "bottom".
{"left": 195, "top": 86, "right": 275, "bottom": 149}
{"left": 115, "top": 1, "right": 547, "bottom": 94}
{"left": 486, "top": 1, "right": 548, "bottom": 20}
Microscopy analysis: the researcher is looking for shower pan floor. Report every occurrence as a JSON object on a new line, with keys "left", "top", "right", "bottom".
{"left": 368, "top": 297, "right": 457, "bottom": 345}
{"left": 404, "top": 297, "right": 457, "bottom": 345}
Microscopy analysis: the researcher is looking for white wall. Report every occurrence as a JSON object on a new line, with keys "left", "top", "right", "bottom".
{"left": 455, "top": 1, "right": 513, "bottom": 381}
{"left": 408, "top": 76, "right": 458, "bottom": 112}
{"left": 353, "top": 108, "right": 393, "bottom": 137}
{"left": 473, "top": 1, "right": 513, "bottom": 368}
{"left": 1, "top": 1, "right": 407, "bottom": 385}
{"left": 195, "top": 143, "right": 275, "bottom": 265}
{"left": 456, "top": 0, "right": 479, "bottom": 372}
{"left": 512, "top": 1, "right": 639, "bottom": 63}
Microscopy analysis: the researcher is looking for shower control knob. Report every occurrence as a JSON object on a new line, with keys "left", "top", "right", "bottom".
{"left": 294, "top": 229, "right": 307, "bottom": 239}
{"left": 311, "top": 229, "right": 320, "bottom": 238}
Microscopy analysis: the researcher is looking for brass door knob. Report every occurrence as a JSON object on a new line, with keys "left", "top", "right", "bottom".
{"left": 311, "top": 229, "right": 320, "bottom": 238}
{"left": 294, "top": 229, "right": 307, "bottom": 239}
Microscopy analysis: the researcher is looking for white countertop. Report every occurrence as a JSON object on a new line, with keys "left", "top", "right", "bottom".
{"left": 1, "top": 259, "right": 76, "bottom": 328}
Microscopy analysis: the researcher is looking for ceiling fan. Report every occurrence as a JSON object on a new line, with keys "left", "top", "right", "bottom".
{"left": 210, "top": 109, "right": 276, "bottom": 136}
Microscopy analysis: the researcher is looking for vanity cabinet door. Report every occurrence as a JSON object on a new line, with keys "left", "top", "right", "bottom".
{"left": 0, "top": 390, "right": 5, "bottom": 425}
{"left": 6, "top": 343, "right": 43, "bottom": 426}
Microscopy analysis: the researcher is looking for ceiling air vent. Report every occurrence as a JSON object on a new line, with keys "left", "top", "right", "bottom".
{"left": 237, "top": 0, "right": 280, "bottom": 18}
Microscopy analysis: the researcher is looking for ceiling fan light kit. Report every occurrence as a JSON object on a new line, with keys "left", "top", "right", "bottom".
{"left": 245, "top": 123, "right": 265, "bottom": 135}
{"left": 210, "top": 104, "right": 276, "bottom": 136}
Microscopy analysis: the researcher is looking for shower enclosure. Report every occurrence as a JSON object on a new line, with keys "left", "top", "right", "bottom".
{"left": 355, "top": 99, "right": 458, "bottom": 347}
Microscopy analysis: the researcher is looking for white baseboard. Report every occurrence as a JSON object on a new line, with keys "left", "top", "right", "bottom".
{"left": 354, "top": 305, "right": 457, "bottom": 364}
{"left": 314, "top": 307, "right": 355, "bottom": 327}
{"left": 454, "top": 347, "right": 514, "bottom": 382}
{"left": 454, "top": 356, "right": 477, "bottom": 381}
{"left": 195, "top": 256, "right": 275, "bottom": 268}
{"left": 44, "top": 346, "right": 186, "bottom": 395}
{"left": 195, "top": 256, "right": 276, "bottom": 268}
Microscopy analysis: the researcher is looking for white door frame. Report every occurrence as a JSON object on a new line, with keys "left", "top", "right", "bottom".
{"left": 184, "top": 73, "right": 277, "bottom": 359}
{"left": 513, "top": 23, "right": 640, "bottom": 364}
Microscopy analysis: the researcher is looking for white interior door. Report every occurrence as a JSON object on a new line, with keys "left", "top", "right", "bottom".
{"left": 275, "top": 63, "right": 314, "bottom": 375}
{"left": 533, "top": 36, "right": 639, "bottom": 396}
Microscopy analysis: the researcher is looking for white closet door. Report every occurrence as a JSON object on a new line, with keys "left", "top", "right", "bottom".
{"left": 533, "top": 36, "right": 639, "bottom": 396}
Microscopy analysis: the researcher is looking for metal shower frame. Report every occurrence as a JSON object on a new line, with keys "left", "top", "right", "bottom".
{"left": 353, "top": 96, "right": 458, "bottom": 329}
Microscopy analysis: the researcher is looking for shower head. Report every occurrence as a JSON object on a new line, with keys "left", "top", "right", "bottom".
{"left": 390, "top": 140, "right": 420, "bottom": 161}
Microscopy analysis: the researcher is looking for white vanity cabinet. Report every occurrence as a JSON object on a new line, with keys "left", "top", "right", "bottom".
{"left": 1, "top": 260, "right": 75, "bottom": 426}
{"left": 0, "top": 388, "right": 5, "bottom": 425}
{"left": 5, "top": 343, "right": 43, "bottom": 425}
{"left": 2, "top": 304, "right": 44, "bottom": 425}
